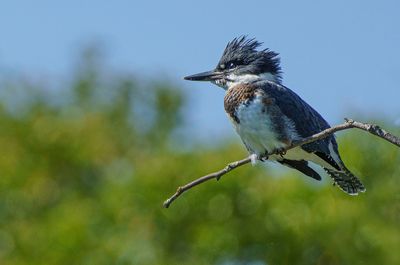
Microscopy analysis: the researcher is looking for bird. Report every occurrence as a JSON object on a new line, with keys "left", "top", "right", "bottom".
{"left": 184, "top": 36, "right": 365, "bottom": 195}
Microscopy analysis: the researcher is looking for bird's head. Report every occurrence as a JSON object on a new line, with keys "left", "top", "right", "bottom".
{"left": 184, "top": 36, "right": 282, "bottom": 90}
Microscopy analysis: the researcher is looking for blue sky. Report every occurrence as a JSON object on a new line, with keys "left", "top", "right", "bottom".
{"left": 1, "top": 0, "right": 399, "bottom": 141}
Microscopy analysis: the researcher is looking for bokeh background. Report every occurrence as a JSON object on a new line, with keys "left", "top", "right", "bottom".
{"left": 0, "top": 1, "right": 399, "bottom": 265}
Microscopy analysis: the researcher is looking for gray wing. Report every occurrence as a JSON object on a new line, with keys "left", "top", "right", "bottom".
{"left": 259, "top": 80, "right": 341, "bottom": 170}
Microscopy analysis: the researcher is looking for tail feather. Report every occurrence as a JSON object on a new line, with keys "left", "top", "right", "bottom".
{"left": 278, "top": 159, "right": 322, "bottom": 181}
{"left": 324, "top": 167, "right": 366, "bottom": 195}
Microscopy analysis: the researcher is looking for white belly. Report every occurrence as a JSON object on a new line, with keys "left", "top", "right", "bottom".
{"left": 232, "top": 99, "right": 286, "bottom": 155}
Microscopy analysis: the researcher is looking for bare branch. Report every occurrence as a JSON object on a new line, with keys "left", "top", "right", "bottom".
{"left": 163, "top": 157, "right": 251, "bottom": 208}
{"left": 344, "top": 118, "right": 400, "bottom": 147}
{"left": 163, "top": 119, "right": 400, "bottom": 208}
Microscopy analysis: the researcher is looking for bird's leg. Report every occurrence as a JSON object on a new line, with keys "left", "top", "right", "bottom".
{"left": 275, "top": 139, "right": 291, "bottom": 157}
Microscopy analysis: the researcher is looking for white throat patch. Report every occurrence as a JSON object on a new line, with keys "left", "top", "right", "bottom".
{"left": 224, "top": 72, "right": 278, "bottom": 89}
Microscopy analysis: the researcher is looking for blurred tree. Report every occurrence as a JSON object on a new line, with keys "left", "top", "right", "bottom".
{"left": 0, "top": 49, "right": 398, "bottom": 265}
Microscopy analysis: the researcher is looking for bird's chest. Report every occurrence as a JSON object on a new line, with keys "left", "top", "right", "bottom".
{"left": 225, "top": 90, "right": 284, "bottom": 154}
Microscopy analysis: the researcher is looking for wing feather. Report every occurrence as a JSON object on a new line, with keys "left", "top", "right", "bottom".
{"left": 258, "top": 80, "right": 340, "bottom": 163}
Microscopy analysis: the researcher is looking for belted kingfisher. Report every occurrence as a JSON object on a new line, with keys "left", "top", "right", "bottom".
{"left": 184, "top": 36, "right": 365, "bottom": 195}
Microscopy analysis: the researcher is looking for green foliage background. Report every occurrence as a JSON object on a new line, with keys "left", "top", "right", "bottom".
{"left": 0, "top": 51, "right": 399, "bottom": 265}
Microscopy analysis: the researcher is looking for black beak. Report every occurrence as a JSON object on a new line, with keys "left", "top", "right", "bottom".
{"left": 183, "top": 70, "right": 223, "bottom": 81}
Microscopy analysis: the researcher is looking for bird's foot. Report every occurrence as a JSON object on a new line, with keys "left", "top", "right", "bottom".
{"left": 275, "top": 147, "right": 287, "bottom": 157}
{"left": 258, "top": 151, "right": 269, "bottom": 162}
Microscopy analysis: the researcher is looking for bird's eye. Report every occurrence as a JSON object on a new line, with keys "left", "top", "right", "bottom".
{"left": 228, "top": 62, "right": 236, "bottom": 68}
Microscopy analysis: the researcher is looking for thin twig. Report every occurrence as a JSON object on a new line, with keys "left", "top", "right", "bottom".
{"left": 163, "top": 157, "right": 251, "bottom": 208}
{"left": 163, "top": 119, "right": 400, "bottom": 208}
